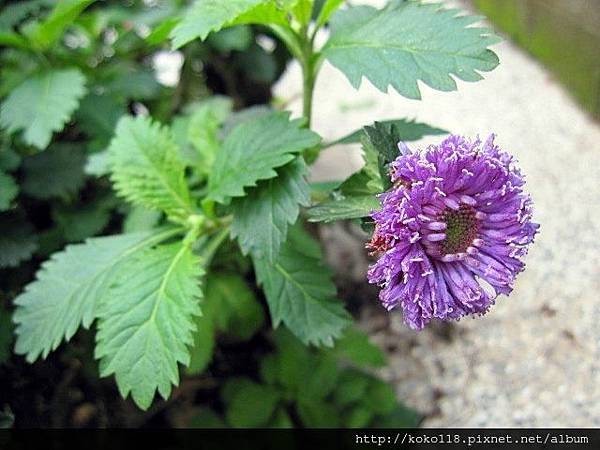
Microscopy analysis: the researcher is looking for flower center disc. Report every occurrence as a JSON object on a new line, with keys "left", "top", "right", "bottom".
{"left": 440, "top": 205, "right": 479, "bottom": 255}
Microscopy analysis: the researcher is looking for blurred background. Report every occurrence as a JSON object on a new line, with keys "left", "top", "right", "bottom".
{"left": 1, "top": 0, "right": 599, "bottom": 428}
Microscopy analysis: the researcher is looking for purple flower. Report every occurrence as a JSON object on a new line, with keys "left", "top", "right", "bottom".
{"left": 367, "top": 135, "right": 539, "bottom": 330}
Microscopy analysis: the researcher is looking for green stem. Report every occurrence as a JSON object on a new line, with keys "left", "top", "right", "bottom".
{"left": 199, "top": 227, "right": 230, "bottom": 266}
{"left": 302, "top": 59, "right": 315, "bottom": 127}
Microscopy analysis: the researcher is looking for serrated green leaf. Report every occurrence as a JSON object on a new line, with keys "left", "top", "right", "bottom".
{"left": 123, "top": 207, "right": 163, "bottom": 234}
{"left": 23, "top": 0, "right": 94, "bottom": 50}
{"left": 0, "top": 214, "right": 38, "bottom": 268}
{"left": 108, "top": 115, "right": 193, "bottom": 219}
{"left": 208, "top": 111, "right": 320, "bottom": 203}
{"left": 231, "top": 158, "right": 309, "bottom": 262}
{"left": 13, "top": 228, "right": 178, "bottom": 362}
{"left": 223, "top": 377, "right": 280, "bottom": 427}
{"left": 95, "top": 242, "right": 203, "bottom": 410}
{"left": 84, "top": 151, "right": 110, "bottom": 177}
{"left": 307, "top": 195, "right": 380, "bottom": 223}
{"left": 253, "top": 226, "right": 351, "bottom": 346}
{"left": 333, "top": 118, "right": 447, "bottom": 145}
{"left": 0, "top": 68, "right": 87, "bottom": 149}
{"left": 0, "top": 171, "right": 18, "bottom": 211}
{"left": 323, "top": 2, "right": 500, "bottom": 99}
{"left": 171, "top": 0, "right": 280, "bottom": 49}
{"left": 187, "top": 96, "right": 232, "bottom": 174}
{"left": 21, "top": 143, "right": 86, "bottom": 199}
{"left": 361, "top": 132, "right": 386, "bottom": 192}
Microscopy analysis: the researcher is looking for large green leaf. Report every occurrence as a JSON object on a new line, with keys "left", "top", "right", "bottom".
{"left": 0, "top": 68, "right": 87, "bottom": 149}
{"left": 171, "top": 0, "right": 287, "bottom": 49}
{"left": 231, "top": 158, "right": 309, "bottom": 262}
{"left": 323, "top": 1, "right": 500, "bottom": 99}
{"left": 253, "top": 226, "right": 351, "bottom": 346}
{"left": 108, "top": 115, "right": 193, "bottom": 220}
{"left": 13, "top": 229, "right": 178, "bottom": 362}
{"left": 332, "top": 118, "right": 447, "bottom": 145}
{"left": 207, "top": 111, "right": 320, "bottom": 203}
{"left": 95, "top": 242, "right": 203, "bottom": 410}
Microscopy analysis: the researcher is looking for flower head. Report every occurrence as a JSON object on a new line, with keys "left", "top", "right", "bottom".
{"left": 367, "top": 135, "right": 539, "bottom": 330}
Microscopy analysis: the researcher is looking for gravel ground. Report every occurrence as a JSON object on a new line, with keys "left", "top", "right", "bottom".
{"left": 273, "top": 0, "right": 600, "bottom": 426}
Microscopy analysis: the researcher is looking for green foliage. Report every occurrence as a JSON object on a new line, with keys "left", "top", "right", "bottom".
{"left": 3, "top": 0, "right": 501, "bottom": 421}
{"left": 21, "top": 143, "right": 86, "bottom": 199}
{"left": 0, "top": 171, "right": 18, "bottom": 211}
{"left": 187, "top": 272, "right": 265, "bottom": 374}
{"left": 316, "top": 0, "right": 345, "bottom": 27}
{"left": 207, "top": 111, "right": 320, "bottom": 203}
{"left": 13, "top": 229, "right": 179, "bottom": 362}
{"left": 0, "top": 213, "right": 38, "bottom": 269}
{"left": 323, "top": 1, "right": 500, "bottom": 99}
{"left": 0, "top": 69, "right": 87, "bottom": 149}
{"left": 231, "top": 158, "right": 310, "bottom": 262}
{"left": 185, "top": 96, "right": 233, "bottom": 174}
{"left": 108, "top": 115, "right": 193, "bottom": 220}
{"left": 23, "top": 0, "right": 94, "bottom": 50}
{"left": 254, "top": 226, "right": 351, "bottom": 346}
{"left": 331, "top": 327, "right": 387, "bottom": 368}
{"left": 171, "top": 0, "right": 287, "bottom": 49}
{"left": 214, "top": 328, "right": 421, "bottom": 428}
{"left": 223, "top": 377, "right": 281, "bottom": 427}
{"left": 95, "top": 242, "right": 203, "bottom": 409}
{"left": 333, "top": 118, "right": 447, "bottom": 145}
{"left": 307, "top": 117, "right": 444, "bottom": 223}
{"left": 308, "top": 195, "right": 380, "bottom": 223}
{"left": 52, "top": 197, "right": 114, "bottom": 243}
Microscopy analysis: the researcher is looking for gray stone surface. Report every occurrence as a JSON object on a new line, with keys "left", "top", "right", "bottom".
{"left": 273, "top": 0, "right": 600, "bottom": 426}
